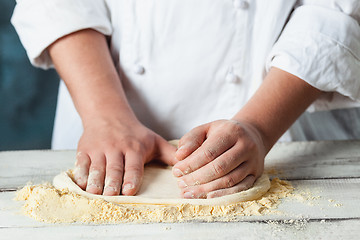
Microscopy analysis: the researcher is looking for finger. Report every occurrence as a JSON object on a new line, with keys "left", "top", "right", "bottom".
{"left": 86, "top": 154, "right": 106, "bottom": 195}
{"left": 175, "top": 136, "right": 238, "bottom": 182}
{"left": 174, "top": 124, "right": 208, "bottom": 161}
{"left": 154, "top": 136, "right": 177, "bottom": 166}
{"left": 122, "top": 151, "right": 145, "bottom": 196}
{"left": 103, "top": 152, "right": 124, "bottom": 196}
{"left": 206, "top": 174, "right": 256, "bottom": 199}
{"left": 73, "top": 151, "right": 90, "bottom": 190}
{"left": 180, "top": 161, "right": 250, "bottom": 199}
{"left": 173, "top": 132, "right": 234, "bottom": 178}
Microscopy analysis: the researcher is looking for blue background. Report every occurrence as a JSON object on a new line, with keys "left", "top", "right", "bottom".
{"left": 0, "top": 1, "right": 59, "bottom": 150}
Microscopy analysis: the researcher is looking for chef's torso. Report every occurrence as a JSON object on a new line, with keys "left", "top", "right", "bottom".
{"left": 53, "top": 0, "right": 296, "bottom": 149}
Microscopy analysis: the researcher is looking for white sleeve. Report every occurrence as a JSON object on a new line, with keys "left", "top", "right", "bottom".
{"left": 267, "top": 0, "right": 360, "bottom": 111}
{"left": 11, "top": 0, "right": 112, "bottom": 69}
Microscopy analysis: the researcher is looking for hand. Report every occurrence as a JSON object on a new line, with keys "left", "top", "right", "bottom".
{"left": 172, "top": 119, "right": 265, "bottom": 199}
{"left": 73, "top": 116, "right": 177, "bottom": 196}
{"left": 47, "top": 30, "right": 177, "bottom": 197}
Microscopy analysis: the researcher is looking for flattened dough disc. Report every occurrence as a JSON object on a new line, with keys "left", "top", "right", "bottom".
{"left": 53, "top": 164, "right": 270, "bottom": 206}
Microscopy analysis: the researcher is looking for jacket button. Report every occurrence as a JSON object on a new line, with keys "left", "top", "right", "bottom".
{"left": 225, "top": 72, "right": 240, "bottom": 84}
{"left": 233, "top": 0, "right": 249, "bottom": 10}
{"left": 133, "top": 65, "right": 145, "bottom": 75}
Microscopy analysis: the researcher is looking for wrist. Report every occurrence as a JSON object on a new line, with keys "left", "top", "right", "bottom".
{"left": 81, "top": 104, "right": 140, "bottom": 130}
{"left": 230, "top": 116, "right": 273, "bottom": 154}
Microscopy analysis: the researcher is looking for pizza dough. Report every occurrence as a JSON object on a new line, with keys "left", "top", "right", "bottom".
{"left": 16, "top": 140, "right": 294, "bottom": 223}
{"left": 53, "top": 163, "right": 270, "bottom": 206}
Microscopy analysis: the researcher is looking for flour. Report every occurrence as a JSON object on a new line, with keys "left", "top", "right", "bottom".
{"left": 15, "top": 177, "right": 293, "bottom": 223}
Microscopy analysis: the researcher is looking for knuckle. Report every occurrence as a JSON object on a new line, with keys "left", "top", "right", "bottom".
{"left": 88, "top": 169, "right": 102, "bottom": 179}
{"left": 211, "top": 161, "right": 226, "bottom": 176}
{"left": 191, "top": 140, "right": 202, "bottom": 150}
{"left": 245, "top": 140, "right": 256, "bottom": 152}
{"left": 126, "top": 165, "right": 143, "bottom": 176}
{"left": 109, "top": 162, "right": 124, "bottom": 173}
{"left": 243, "top": 178, "right": 254, "bottom": 190}
{"left": 106, "top": 172, "right": 123, "bottom": 184}
{"left": 105, "top": 137, "right": 147, "bottom": 154}
{"left": 89, "top": 153, "right": 106, "bottom": 165}
{"left": 89, "top": 159, "right": 106, "bottom": 173}
{"left": 89, "top": 165, "right": 103, "bottom": 174}
{"left": 203, "top": 148, "right": 217, "bottom": 162}
{"left": 187, "top": 126, "right": 205, "bottom": 143}
{"left": 125, "top": 140, "right": 147, "bottom": 154}
{"left": 225, "top": 175, "right": 237, "bottom": 188}
{"left": 111, "top": 166, "right": 124, "bottom": 175}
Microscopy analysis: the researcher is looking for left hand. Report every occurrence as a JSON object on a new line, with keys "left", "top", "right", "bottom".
{"left": 172, "top": 119, "right": 266, "bottom": 199}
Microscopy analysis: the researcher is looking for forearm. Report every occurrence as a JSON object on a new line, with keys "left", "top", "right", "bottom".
{"left": 233, "top": 67, "right": 323, "bottom": 153}
{"left": 48, "top": 29, "right": 137, "bottom": 127}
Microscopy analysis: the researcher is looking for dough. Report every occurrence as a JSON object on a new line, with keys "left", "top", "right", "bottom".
{"left": 16, "top": 140, "right": 290, "bottom": 223}
{"left": 53, "top": 139, "right": 270, "bottom": 205}
{"left": 53, "top": 163, "right": 270, "bottom": 206}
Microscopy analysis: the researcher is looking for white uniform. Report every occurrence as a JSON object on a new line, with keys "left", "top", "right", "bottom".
{"left": 11, "top": 0, "right": 360, "bottom": 149}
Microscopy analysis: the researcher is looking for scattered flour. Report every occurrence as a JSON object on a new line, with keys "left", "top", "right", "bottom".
{"left": 15, "top": 178, "right": 294, "bottom": 224}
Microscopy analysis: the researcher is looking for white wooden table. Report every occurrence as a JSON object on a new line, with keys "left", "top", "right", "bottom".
{"left": 1, "top": 141, "right": 360, "bottom": 239}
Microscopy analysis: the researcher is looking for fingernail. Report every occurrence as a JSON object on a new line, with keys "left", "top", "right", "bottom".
{"left": 86, "top": 182, "right": 101, "bottom": 189}
{"left": 104, "top": 178, "right": 119, "bottom": 194}
{"left": 208, "top": 189, "right": 223, "bottom": 199}
{"left": 87, "top": 176, "right": 100, "bottom": 188}
{"left": 183, "top": 191, "right": 194, "bottom": 199}
{"left": 206, "top": 192, "right": 216, "bottom": 199}
{"left": 177, "top": 144, "right": 190, "bottom": 153}
{"left": 122, "top": 183, "right": 134, "bottom": 193}
{"left": 177, "top": 145, "right": 185, "bottom": 151}
{"left": 75, "top": 176, "right": 87, "bottom": 186}
{"left": 73, "top": 166, "right": 81, "bottom": 176}
{"left": 177, "top": 179, "right": 187, "bottom": 188}
{"left": 103, "top": 186, "right": 118, "bottom": 195}
{"left": 173, "top": 168, "right": 184, "bottom": 177}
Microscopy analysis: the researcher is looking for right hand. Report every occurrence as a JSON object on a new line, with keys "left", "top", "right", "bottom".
{"left": 73, "top": 116, "right": 177, "bottom": 196}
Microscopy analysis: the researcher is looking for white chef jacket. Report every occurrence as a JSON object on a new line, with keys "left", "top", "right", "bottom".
{"left": 11, "top": 0, "right": 360, "bottom": 150}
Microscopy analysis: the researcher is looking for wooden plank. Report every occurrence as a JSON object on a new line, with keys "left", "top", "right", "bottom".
{"left": 265, "top": 140, "right": 360, "bottom": 180}
{"left": 1, "top": 178, "right": 359, "bottom": 228}
{"left": 1, "top": 141, "right": 360, "bottom": 189}
{"left": 1, "top": 141, "right": 359, "bottom": 239}
{"left": 0, "top": 150, "right": 75, "bottom": 189}
{"left": 0, "top": 219, "right": 359, "bottom": 240}
{"left": 276, "top": 179, "right": 360, "bottom": 220}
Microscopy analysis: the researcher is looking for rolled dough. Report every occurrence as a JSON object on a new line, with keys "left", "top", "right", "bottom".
{"left": 53, "top": 163, "right": 270, "bottom": 206}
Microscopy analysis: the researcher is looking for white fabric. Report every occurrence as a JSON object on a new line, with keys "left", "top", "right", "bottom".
{"left": 11, "top": 0, "right": 112, "bottom": 68}
{"left": 11, "top": 0, "right": 360, "bottom": 149}
{"left": 268, "top": 2, "right": 360, "bottom": 111}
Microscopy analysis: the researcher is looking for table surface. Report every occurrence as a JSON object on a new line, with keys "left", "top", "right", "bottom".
{"left": 1, "top": 141, "right": 360, "bottom": 240}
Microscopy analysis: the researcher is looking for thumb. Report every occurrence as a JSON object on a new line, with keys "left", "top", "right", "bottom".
{"left": 175, "top": 124, "right": 208, "bottom": 161}
{"left": 156, "top": 137, "right": 178, "bottom": 166}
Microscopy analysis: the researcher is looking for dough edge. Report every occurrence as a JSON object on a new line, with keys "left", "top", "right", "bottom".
{"left": 53, "top": 170, "right": 270, "bottom": 206}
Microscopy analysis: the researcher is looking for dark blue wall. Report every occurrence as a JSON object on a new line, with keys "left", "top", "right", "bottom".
{"left": 0, "top": 1, "right": 59, "bottom": 150}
